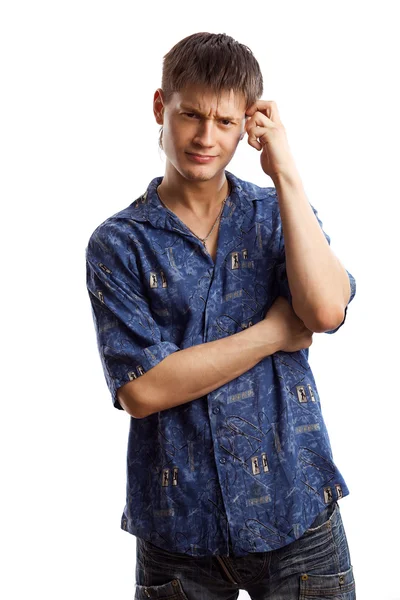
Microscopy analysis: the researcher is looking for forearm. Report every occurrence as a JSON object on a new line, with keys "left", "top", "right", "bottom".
{"left": 118, "top": 319, "right": 280, "bottom": 418}
{"left": 273, "top": 169, "right": 351, "bottom": 331}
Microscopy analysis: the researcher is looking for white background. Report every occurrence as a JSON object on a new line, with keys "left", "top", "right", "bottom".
{"left": 1, "top": 1, "right": 399, "bottom": 598}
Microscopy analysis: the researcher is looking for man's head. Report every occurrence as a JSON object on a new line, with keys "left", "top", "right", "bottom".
{"left": 153, "top": 32, "right": 263, "bottom": 183}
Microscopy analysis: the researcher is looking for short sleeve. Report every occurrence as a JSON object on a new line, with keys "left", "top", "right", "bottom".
{"left": 85, "top": 222, "right": 181, "bottom": 410}
{"left": 274, "top": 198, "right": 356, "bottom": 334}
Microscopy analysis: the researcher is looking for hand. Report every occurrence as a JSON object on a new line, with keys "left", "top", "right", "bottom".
{"left": 263, "top": 296, "right": 314, "bottom": 353}
{"left": 245, "top": 100, "right": 298, "bottom": 181}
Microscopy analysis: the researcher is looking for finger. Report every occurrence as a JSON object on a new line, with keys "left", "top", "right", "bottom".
{"left": 244, "top": 113, "right": 268, "bottom": 141}
{"left": 246, "top": 100, "right": 277, "bottom": 116}
{"left": 247, "top": 127, "right": 264, "bottom": 151}
{"left": 245, "top": 111, "right": 272, "bottom": 132}
{"left": 246, "top": 100, "right": 281, "bottom": 123}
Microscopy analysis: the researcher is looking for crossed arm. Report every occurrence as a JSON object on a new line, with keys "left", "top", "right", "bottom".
{"left": 118, "top": 174, "right": 352, "bottom": 419}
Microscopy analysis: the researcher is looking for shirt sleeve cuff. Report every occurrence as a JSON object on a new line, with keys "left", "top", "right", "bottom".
{"left": 104, "top": 341, "right": 181, "bottom": 410}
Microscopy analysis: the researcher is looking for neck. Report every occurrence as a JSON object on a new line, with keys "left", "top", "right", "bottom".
{"left": 157, "top": 164, "right": 230, "bottom": 218}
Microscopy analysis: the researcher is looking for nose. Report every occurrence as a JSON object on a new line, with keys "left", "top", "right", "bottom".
{"left": 192, "top": 119, "right": 216, "bottom": 148}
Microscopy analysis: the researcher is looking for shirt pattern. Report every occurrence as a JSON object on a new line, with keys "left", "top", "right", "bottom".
{"left": 85, "top": 170, "right": 356, "bottom": 558}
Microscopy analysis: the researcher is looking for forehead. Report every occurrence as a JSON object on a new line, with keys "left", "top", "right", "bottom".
{"left": 170, "top": 84, "right": 247, "bottom": 117}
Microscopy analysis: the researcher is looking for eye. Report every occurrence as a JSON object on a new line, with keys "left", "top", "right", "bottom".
{"left": 220, "top": 119, "right": 233, "bottom": 126}
{"left": 184, "top": 112, "right": 199, "bottom": 119}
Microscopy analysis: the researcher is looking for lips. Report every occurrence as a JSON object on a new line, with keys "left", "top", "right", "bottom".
{"left": 186, "top": 152, "right": 217, "bottom": 163}
{"left": 187, "top": 153, "right": 216, "bottom": 157}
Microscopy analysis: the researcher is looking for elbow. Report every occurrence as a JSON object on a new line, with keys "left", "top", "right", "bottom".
{"left": 117, "top": 384, "right": 149, "bottom": 419}
{"left": 299, "top": 306, "right": 346, "bottom": 333}
{"left": 305, "top": 310, "right": 344, "bottom": 333}
{"left": 117, "top": 367, "right": 166, "bottom": 418}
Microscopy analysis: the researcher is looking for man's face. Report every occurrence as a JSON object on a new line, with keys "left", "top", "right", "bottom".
{"left": 154, "top": 84, "right": 248, "bottom": 182}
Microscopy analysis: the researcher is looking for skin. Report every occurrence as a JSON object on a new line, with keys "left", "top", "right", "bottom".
{"left": 153, "top": 85, "right": 295, "bottom": 209}
{"left": 244, "top": 99, "right": 298, "bottom": 179}
{"left": 153, "top": 84, "right": 248, "bottom": 216}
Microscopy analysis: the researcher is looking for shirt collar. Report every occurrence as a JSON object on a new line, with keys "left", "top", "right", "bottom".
{"left": 128, "top": 170, "right": 274, "bottom": 230}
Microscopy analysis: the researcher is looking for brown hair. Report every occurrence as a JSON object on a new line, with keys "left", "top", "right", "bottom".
{"left": 158, "top": 32, "right": 263, "bottom": 149}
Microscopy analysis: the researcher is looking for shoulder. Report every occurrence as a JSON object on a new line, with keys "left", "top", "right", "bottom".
{"left": 227, "top": 170, "right": 277, "bottom": 203}
{"left": 85, "top": 196, "right": 147, "bottom": 254}
{"left": 85, "top": 198, "right": 149, "bottom": 273}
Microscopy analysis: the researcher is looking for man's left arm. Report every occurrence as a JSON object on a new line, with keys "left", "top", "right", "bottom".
{"left": 244, "top": 99, "right": 355, "bottom": 334}
{"left": 273, "top": 169, "right": 351, "bottom": 333}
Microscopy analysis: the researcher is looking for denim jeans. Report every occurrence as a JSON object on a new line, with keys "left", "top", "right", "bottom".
{"left": 134, "top": 501, "right": 356, "bottom": 599}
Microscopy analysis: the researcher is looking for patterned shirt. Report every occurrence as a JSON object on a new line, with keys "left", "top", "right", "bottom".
{"left": 85, "top": 170, "right": 356, "bottom": 558}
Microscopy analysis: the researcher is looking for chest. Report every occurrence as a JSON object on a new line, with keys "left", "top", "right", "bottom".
{"left": 137, "top": 217, "right": 279, "bottom": 345}
{"left": 171, "top": 212, "right": 220, "bottom": 264}
{"left": 195, "top": 224, "right": 219, "bottom": 263}
{"left": 206, "top": 236, "right": 218, "bottom": 263}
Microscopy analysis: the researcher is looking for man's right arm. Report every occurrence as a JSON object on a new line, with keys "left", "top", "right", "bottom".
{"left": 118, "top": 299, "right": 313, "bottom": 418}
{"left": 87, "top": 230, "right": 310, "bottom": 416}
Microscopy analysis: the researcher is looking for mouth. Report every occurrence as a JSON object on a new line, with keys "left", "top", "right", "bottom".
{"left": 186, "top": 152, "right": 217, "bottom": 163}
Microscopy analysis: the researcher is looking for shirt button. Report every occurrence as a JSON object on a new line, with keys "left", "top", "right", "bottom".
{"left": 213, "top": 407, "right": 220, "bottom": 414}
{"left": 219, "top": 457, "right": 226, "bottom": 464}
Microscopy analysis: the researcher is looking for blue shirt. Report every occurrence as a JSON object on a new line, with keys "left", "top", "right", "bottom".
{"left": 85, "top": 170, "right": 356, "bottom": 558}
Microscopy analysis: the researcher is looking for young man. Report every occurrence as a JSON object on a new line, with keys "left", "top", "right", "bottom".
{"left": 86, "top": 32, "right": 356, "bottom": 599}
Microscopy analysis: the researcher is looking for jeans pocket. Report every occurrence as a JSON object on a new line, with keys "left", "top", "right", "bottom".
{"left": 277, "top": 503, "right": 342, "bottom": 576}
{"left": 299, "top": 565, "right": 356, "bottom": 599}
{"left": 135, "top": 578, "right": 189, "bottom": 599}
{"left": 303, "top": 502, "right": 338, "bottom": 535}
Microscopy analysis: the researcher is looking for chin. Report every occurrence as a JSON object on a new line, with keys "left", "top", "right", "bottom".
{"left": 184, "top": 170, "right": 215, "bottom": 182}
{"left": 179, "top": 158, "right": 228, "bottom": 182}
{"left": 173, "top": 163, "right": 215, "bottom": 182}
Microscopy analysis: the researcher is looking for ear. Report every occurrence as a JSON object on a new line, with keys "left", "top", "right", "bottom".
{"left": 153, "top": 88, "right": 165, "bottom": 125}
{"left": 239, "top": 114, "right": 249, "bottom": 141}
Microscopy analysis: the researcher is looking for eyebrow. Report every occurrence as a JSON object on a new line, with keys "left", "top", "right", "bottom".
{"left": 180, "top": 104, "right": 241, "bottom": 122}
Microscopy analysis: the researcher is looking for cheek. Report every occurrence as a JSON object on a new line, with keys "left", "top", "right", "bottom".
{"left": 162, "top": 124, "right": 181, "bottom": 156}
{"left": 166, "top": 121, "right": 191, "bottom": 148}
{"left": 225, "top": 132, "right": 242, "bottom": 152}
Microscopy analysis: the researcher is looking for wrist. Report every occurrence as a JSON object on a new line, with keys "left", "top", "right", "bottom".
{"left": 272, "top": 166, "right": 303, "bottom": 190}
{"left": 251, "top": 319, "right": 282, "bottom": 357}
